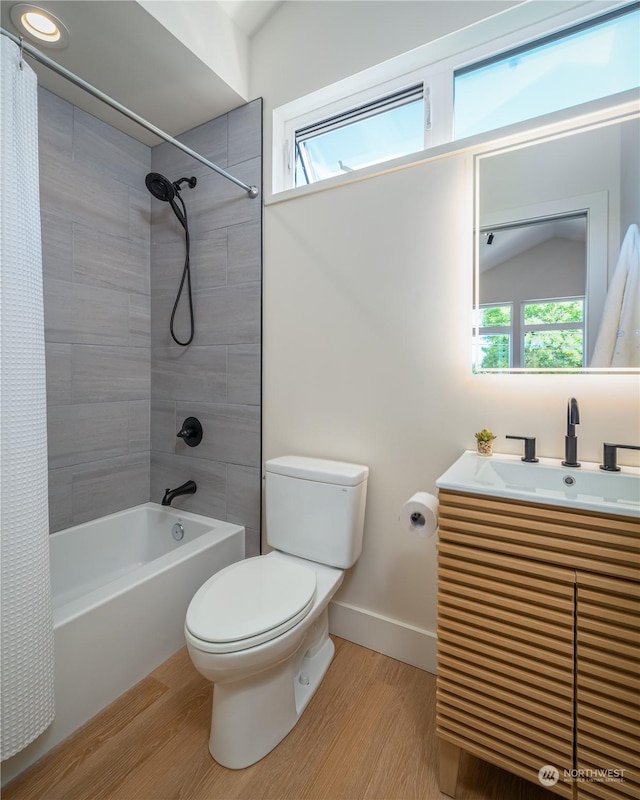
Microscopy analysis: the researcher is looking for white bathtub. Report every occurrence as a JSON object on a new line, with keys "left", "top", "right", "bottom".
{"left": 2, "top": 502, "right": 244, "bottom": 785}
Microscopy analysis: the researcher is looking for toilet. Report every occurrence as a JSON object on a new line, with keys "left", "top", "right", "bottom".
{"left": 184, "top": 455, "right": 369, "bottom": 769}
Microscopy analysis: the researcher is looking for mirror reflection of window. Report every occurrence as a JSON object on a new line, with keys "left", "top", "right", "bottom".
{"left": 473, "top": 114, "right": 640, "bottom": 373}
{"left": 474, "top": 215, "right": 587, "bottom": 370}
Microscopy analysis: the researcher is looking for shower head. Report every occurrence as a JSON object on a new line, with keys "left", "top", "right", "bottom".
{"left": 145, "top": 172, "right": 197, "bottom": 232}
{"left": 144, "top": 173, "right": 197, "bottom": 202}
{"left": 145, "top": 172, "right": 175, "bottom": 202}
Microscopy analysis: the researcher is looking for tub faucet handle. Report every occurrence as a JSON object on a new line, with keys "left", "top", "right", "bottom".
{"left": 176, "top": 416, "right": 202, "bottom": 447}
{"left": 506, "top": 435, "right": 538, "bottom": 463}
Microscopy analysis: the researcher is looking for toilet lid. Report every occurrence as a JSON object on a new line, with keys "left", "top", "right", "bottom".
{"left": 185, "top": 556, "right": 317, "bottom": 646}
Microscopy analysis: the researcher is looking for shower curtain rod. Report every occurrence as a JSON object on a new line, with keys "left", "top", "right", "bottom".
{"left": 0, "top": 27, "right": 259, "bottom": 199}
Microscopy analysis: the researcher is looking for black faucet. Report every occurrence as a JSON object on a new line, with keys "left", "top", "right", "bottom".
{"left": 562, "top": 397, "right": 580, "bottom": 468}
{"left": 162, "top": 480, "right": 197, "bottom": 506}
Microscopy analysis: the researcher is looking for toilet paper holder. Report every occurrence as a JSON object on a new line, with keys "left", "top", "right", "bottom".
{"left": 400, "top": 491, "right": 438, "bottom": 539}
{"left": 410, "top": 511, "right": 426, "bottom": 528}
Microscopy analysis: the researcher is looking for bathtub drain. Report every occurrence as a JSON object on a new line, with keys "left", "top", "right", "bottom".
{"left": 172, "top": 523, "right": 185, "bottom": 541}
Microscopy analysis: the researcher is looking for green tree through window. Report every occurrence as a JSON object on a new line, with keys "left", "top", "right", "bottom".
{"left": 475, "top": 298, "right": 584, "bottom": 370}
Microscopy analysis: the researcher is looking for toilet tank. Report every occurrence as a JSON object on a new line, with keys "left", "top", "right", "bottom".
{"left": 265, "top": 456, "right": 369, "bottom": 569}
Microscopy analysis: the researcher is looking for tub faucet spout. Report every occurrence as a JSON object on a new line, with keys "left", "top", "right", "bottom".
{"left": 162, "top": 480, "right": 197, "bottom": 506}
{"left": 562, "top": 397, "right": 580, "bottom": 468}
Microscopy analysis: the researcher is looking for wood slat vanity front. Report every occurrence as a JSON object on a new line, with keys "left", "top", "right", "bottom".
{"left": 436, "top": 489, "right": 640, "bottom": 800}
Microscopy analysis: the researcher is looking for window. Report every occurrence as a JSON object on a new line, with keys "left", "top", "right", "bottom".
{"left": 454, "top": 5, "right": 639, "bottom": 140}
{"left": 295, "top": 85, "right": 425, "bottom": 186}
{"left": 522, "top": 299, "right": 585, "bottom": 369}
{"left": 474, "top": 305, "right": 512, "bottom": 370}
{"left": 274, "top": 2, "right": 639, "bottom": 193}
{"left": 474, "top": 298, "right": 585, "bottom": 371}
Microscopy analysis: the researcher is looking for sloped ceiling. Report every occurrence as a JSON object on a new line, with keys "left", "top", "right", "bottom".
{"left": 479, "top": 218, "right": 587, "bottom": 273}
{"left": 217, "top": 0, "right": 281, "bottom": 36}
{"left": 0, "top": 0, "right": 281, "bottom": 144}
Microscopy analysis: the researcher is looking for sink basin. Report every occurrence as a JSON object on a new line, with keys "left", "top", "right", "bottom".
{"left": 436, "top": 451, "right": 640, "bottom": 517}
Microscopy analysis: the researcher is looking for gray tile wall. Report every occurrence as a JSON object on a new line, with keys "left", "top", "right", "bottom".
{"left": 39, "top": 88, "right": 152, "bottom": 531}
{"left": 149, "top": 99, "right": 262, "bottom": 556}
{"left": 39, "top": 89, "right": 262, "bottom": 549}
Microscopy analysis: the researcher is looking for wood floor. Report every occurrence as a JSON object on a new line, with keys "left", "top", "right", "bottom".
{"left": 3, "top": 638, "right": 556, "bottom": 800}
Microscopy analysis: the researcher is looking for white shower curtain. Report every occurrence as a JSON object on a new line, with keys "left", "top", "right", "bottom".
{"left": 1, "top": 37, "right": 55, "bottom": 759}
{"left": 591, "top": 223, "right": 640, "bottom": 368}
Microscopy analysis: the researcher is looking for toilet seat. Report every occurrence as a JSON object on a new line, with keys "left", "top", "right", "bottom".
{"left": 186, "top": 556, "right": 317, "bottom": 654}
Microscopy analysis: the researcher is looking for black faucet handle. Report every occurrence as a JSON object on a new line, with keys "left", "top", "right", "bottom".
{"left": 600, "top": 443, "right": 640, "bottom": 472}
{"left": 506, "top": 435, "right": 538, "bottom": 463}
{"left": 176, "top": 416, "right": 202, "bottom": 447}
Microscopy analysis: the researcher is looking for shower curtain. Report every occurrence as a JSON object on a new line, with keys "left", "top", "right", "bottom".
{"left": 591, "top": 223, "right": 640, "bottom": 368}
{"left": 1, "top": 37, "right": 55, "bottom": 759}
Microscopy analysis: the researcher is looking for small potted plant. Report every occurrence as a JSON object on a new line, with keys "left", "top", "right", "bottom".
{"left": 475, "top": 428, "right": 496, "bottom": 456}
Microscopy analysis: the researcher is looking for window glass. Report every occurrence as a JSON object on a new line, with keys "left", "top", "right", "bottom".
{"left": 522, "top": 299, "right": 584, "bottom": 368}
{"left": 474, "top": 304, "right": 512, "bottom": 370}
{"left": 479, "top": 305, "right": 511, "bottom": 327}
{"left": 454, "top": 6, "right": 639, "bottom": 139}
{"left": 295, "top": 90, "right": 424, "bottom": 186}
{"left": 523, "top": 330, "right": 584, "bottom": 368}
{"left": 523, "top": 299, "right": 584, "bottom": 326}
{"left": 473, "top": 334, "right": 511, "bottom": 370}
{"left": 474, "top": 299, "right": 585, "bottom": 370}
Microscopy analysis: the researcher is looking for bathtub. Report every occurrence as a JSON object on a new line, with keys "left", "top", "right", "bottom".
{"left": 2, "top": 503, "right": 244, "bottom": 785}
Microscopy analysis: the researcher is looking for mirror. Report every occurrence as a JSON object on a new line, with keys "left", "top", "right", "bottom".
{"left": 473, "top": 113, "right": 640, "bottom": 373}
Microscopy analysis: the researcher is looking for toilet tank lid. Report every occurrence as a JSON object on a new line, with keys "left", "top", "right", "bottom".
{"left": 266, "top": 456, "right": 369, "bottom": 486}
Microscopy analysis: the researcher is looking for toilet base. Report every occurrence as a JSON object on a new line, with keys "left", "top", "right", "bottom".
{"left": 209, "top": 609, "right": 334, "bottom": 769}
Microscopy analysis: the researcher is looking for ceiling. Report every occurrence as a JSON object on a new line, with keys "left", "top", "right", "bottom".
{"left": 217, "top": 0, "right": 281, "bottom": 36}
{"left": 479, "top": 217, "right": 587, "bottom": 273}
{"left": 0, "top": 0, "right": 282, "bottom": 144}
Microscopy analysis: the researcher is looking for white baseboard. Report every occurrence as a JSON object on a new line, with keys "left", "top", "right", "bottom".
{"left": 328, "top": 600, "right": 437, "bottom": 674}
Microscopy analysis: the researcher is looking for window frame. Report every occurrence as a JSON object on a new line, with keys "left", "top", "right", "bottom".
{"left": 272, "top": 1, "right": 637, "bottom": 196}
{"left": 281, "top": 68, "right": 439, "bottom": 189}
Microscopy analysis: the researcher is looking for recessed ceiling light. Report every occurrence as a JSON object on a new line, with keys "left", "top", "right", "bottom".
{"left": 10, "top": 4, "right": 69, "bottom": 49}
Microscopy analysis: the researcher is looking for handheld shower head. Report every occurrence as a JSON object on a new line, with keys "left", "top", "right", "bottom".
{"left": 145, "top": 172, "right": 197, "bottom": 231}
{"left": 145, "top": 173, "right": 197, "bottom": 202}
{"left": 145, "top": 172, "right": 197, "bottom": 347}
{"left": 145, "top": 172, "right": 176, "bottom": 202}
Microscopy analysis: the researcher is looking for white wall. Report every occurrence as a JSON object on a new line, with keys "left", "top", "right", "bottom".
{"left": 139, "top": 0, "right": 250, "bottom": 99}
{"left": 480, "top": 123, "right": 623, "bottom": 273}
{"left": 481, "top": 237, "right": 586, "bottom": 303}
{"left": 253, "top": 1, "right": 640, "bottom": 672}
{"left": 252, "top": 0, "right": 517, "bottom": 108}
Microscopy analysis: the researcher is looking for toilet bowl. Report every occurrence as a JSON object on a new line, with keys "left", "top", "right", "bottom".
{"left": 185, "top": 552, "right": 344, "bottom": 769}
{"left": 184, "top": 455, "right": 369, "bottom": 769}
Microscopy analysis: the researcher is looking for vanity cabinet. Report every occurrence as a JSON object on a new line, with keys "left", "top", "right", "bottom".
{"left": 575, "top": 572, "right": 639, "bottom": 800}
{"left": 436, "top": 490, "right": 640, "bottom": 800}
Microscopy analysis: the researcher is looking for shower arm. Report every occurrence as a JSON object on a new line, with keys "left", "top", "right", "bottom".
{"left": 0, "top": 27, "right": 259, "bottom": 199}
